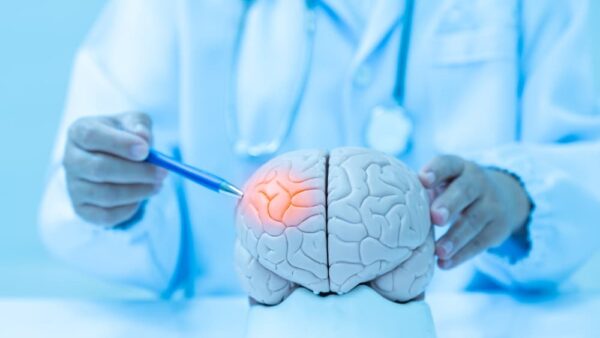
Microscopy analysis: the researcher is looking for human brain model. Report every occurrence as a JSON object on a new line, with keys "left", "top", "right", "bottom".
{"left": 235, "top": 148, "right": 434, "bottom": 305}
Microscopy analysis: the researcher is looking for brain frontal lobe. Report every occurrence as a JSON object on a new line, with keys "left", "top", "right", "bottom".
{"left": 235, "top": 150, "right": 329, "bottom": 304}
{"left": 235, "top": 148, "right": 434, "bottom": 305}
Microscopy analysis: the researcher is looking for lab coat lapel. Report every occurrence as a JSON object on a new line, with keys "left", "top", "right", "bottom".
{"left": 354, "top": 0, "right": 406, "bottom": 66}
{"left": 318, "top": 0, "right": 364, "bottom": 37}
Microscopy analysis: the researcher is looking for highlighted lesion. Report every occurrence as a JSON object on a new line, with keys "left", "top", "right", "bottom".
{"left": 246, "top": 166, "right": 324, "bottom": 227}
{"left": 266, "top": 180, "right": 291, "bottom": 222}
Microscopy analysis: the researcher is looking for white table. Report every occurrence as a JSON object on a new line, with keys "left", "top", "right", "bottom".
{"left": 0, "top": 290, "right": 597, "bottom": 338}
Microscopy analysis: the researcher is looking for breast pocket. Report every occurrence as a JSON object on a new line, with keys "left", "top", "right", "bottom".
{"left": 433, "top": 0, "right": 518, "bottom": 65}
{"left": 428, "top": 0, "right": 520, "bottom": 154}
{"left": 433, "top": 27, "right": 517, "bottom": 65}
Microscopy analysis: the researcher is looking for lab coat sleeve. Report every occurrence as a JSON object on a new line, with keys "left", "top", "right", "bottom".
{"left": 470, "top": 0, "right": 600, "bottom": 290}
{"left": 38, "top": 0, "right": 182, "bottom": 293}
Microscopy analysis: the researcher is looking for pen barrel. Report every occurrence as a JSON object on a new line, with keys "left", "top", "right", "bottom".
{"left": 145, "top": 150, "right": 224, "bottom": 192}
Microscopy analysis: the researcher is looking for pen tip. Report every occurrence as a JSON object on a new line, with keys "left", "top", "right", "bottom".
{"left": 220, "top": 183, "right": 244, "bottom": 199}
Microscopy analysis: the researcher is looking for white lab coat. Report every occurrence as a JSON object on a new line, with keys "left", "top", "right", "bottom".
{"left": 39, "top": 0, "right": 600, "bottom": 297}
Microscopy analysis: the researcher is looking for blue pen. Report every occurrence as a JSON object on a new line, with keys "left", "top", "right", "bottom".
{"left": 145, "top": 149, "right": 243, "bottom": 198}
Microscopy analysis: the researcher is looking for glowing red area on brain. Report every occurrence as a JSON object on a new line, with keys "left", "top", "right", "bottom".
{"left": 244, "top": 168, "right": 323, "bottom": 232}
{"left": 235, "top": 148, "right": 434, "bottom": 305}
{"left": 238, "top": 151, "right": 327, "bottom": 238}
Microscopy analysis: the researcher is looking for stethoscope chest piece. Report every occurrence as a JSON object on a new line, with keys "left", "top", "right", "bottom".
{"left": 365, "top": 102, "right": 413, "bottom": 156}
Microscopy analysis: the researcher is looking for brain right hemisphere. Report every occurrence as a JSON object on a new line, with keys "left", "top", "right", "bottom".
{"left": 235, "top": 147, "right": 434, "bottom": 305}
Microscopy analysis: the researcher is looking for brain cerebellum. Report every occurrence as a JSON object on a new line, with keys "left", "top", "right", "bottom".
{"left": 235, "top": 148, "right": 434, "bottom": 305}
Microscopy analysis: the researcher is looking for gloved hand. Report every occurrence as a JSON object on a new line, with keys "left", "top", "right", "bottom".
{"left": 63, "top": 112, "right": 167, "bottom": 227}
{"left": 419, "top": 155, "right": 532, "bottom": 269}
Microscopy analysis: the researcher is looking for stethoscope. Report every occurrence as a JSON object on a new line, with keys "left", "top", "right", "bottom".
{"left": 228, "top": 0, "right": 415, "bottom": 158}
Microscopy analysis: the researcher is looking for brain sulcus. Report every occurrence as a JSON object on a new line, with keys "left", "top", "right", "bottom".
{"left": 235, "top": 148, "right": 434, "bottom": 305}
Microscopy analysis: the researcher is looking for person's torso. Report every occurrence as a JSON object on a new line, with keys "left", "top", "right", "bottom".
{"left": 168, "top": 0, "right": 519, "bottom": 296}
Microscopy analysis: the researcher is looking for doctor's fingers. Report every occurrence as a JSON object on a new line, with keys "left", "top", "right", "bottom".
{"left": 435, "top": 201, "right": 492, "bottom": 260}
{"left": 114, "top": 112, "right": 153, "bottom": 144}
{"left": 64, "top": 143, "right": 167, "bottom": 184}
{"left": 68, "top": 116, "right": 150, "bottom": 161}
{"left": 74, "top": 202, "right": 141, "bottom": 228}
{"left": 429, "top": 165, "right": 484, "bottom": 225}
{"left": 419, "top": 155, "right": 465, "bottom": 189}
{"left": 437, "top": 221, "right": 506, "bottom": 270}
{"left": 68, "top": 178, "right": 161, "bottom": 208}
{"left": 425, "top": 182, "right": 448, "bottom": 207}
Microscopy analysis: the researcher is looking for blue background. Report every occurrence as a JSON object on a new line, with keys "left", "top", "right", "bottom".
{"left": 0, "top": 0, "right": 145, "bottom": 298}
{"left": 0, "top": 1, "right": 599, "bottom": 297}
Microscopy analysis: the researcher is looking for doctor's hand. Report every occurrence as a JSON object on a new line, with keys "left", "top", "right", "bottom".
{"left": 418, "top": 155, "right": 532, "bottom": 270}
{"left": 63, "top": 112, "right": 167, "bottom": 227}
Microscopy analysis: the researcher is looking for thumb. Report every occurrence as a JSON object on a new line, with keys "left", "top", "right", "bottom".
{"left": 117, "top": 112, "right": 153, "bottom": 145}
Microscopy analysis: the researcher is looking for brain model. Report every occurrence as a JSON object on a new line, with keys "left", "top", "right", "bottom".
{"left": 235, "top": 148, "right": 434, "bottom": 305}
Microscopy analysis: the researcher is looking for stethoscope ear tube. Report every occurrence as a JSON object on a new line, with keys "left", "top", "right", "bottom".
{"left": 229, "top": 0, "right": 415, "bottom": 158}
{"left": 365, "top": 0, "right": 415, "bottom": 156}
{"left": 227, "top": 0, "right": 319, "bottom": 159}
{"left": 393, "top": 0, "right": 415, "bottom": 106}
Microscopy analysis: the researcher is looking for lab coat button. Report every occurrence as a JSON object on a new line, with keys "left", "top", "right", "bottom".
{"left": 353, "top": 65, "right": 373, "bottom": 88}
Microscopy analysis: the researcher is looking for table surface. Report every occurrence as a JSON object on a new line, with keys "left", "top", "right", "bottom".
{"left": 1, "top": 290, "right": 598, "bottom": 338}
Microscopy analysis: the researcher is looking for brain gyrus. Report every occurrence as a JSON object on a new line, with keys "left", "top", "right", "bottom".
{"left": 235, "top": 148, "right": 434, "bottom": 305}
{"left": 243, "top": 161, "right": 325, "bottom": 233}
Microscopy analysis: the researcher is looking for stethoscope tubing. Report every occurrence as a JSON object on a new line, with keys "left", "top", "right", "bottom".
{"left": 227, "top": 0, "right": 414, "bottom": 157}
